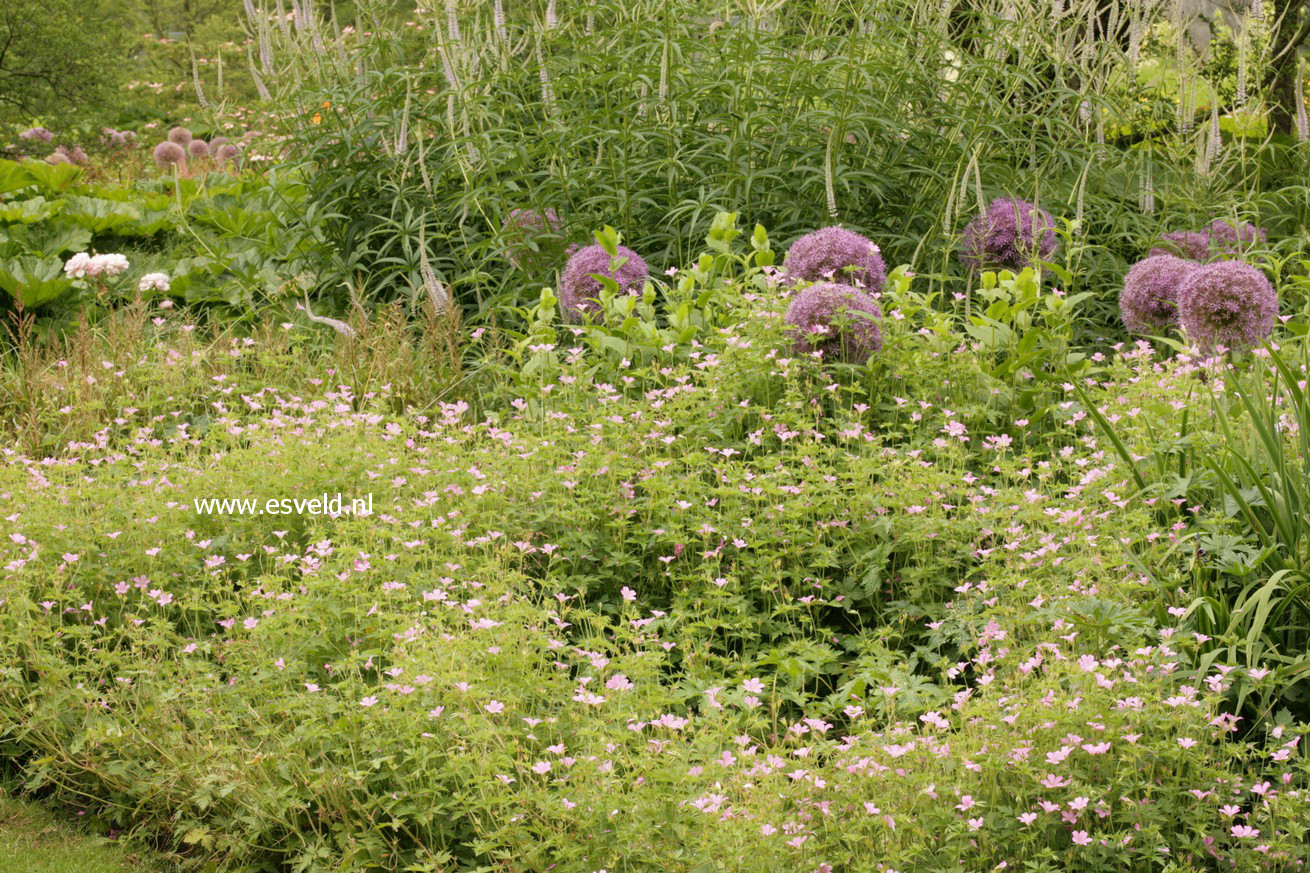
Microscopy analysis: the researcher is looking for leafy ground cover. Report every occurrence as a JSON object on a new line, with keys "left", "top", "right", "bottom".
{"left": 5, "top": 0, "right": 1310, "bottom": 870}
{"left": 1, "top": 221, "right": 1308, "bottom": 870}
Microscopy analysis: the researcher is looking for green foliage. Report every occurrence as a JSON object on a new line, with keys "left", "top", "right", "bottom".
{"left": 0, "top": 268, "right": 1306, "bottom": 870}
{"left": 0, "top": 158, "right": 311, "bottom": 316}
{"left": 226, "top": 0, "right": 1310, "bottom": 336}
{"left": 0, "top": 0, "right": 124, "bottom": 130}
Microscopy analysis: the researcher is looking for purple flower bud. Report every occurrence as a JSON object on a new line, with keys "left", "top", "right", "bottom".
{"left": 20, "top": 127, "right": 54, "bottom": 143}
{"left": 502, "top": 208, "right": 564, "bottom": 271}
{"left": 215, "top": 143, "right": 241, "bottom": 166}
{"left": 1206, "top": 219, "right": 1267, "bottom": 255}
{"left": 153, "top": 141, "right": 187, "bottom": 169}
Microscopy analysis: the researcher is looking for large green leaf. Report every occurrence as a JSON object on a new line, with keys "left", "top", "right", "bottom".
{"left": 0, "top": 220, "right": 91, "bottom": 257}
{"left": 0, "top": 160, "right": 34, "bottom": 196}
{"left": 0, "top": 196, "right": 64, "bottom": 224}
{"left": 123, "top": 209, "right": 177, "bottom": 237}
{"left": 61, "top": 195, "right": 142, "bottom": 233}
{"left": 19, "top": 159, "right": 83, "bottom": 193}
{"left": 0, "top": 256, "right": 74, "bottom": 307}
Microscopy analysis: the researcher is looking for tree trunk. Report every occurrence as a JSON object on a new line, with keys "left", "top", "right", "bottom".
{"left": 1270, "top": 0, "right": 1309, "bottom": 135}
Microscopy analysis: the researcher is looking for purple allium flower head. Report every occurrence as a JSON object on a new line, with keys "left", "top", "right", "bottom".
{"left": 558, "top": 243, "right": 649, "bottom": 322}
{"left": 1119, "top": 254, "right": 1196, "bottom": 333}
{"left": 1177, "top": 260, "right": 1278, "bottom": 350}
{"left": 784, "top": 282, "right": 883, "bottom": 363}
{"left": 215, "top": 143, "right": 240, "bottom": 166}
{"left": 1150, "top": 231, "right": 1211, "bottom": 261}
{"left": 20, "top": 127, "right": 54, "bottom": 143}
{"left": 188, "top": 139, "right": 211, "bottom": 158}
{"left": 61, "top": 146, "right": 88, "bottom": 165}
{"left": 1207, "top": 219, "right": 1268, "bottom": 255}
{"left": 101, "top": 128, "right": 133, "bottom": 148}
{"left": 960, "top": 197, "right": 1059, "bottom": 271}
{"left": 782, "top": 226, "right": 887, "bottom": 293}
{"left": 46, "top": 152, "right": 70, "bottom": 165}
{"left": 167, "top": 126, "right": 193, "bottom": 147}
{"left": 153, "top": 141, "right": 187, "bottom": 169}
{"left": 209, "top": 136, "right": 231, "bottom": 150}
{"left": 502, "top": 208, "right": 564, "bottom": 271}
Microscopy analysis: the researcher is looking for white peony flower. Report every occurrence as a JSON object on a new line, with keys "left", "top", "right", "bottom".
{"left": 63, "top": 252, "right": 93, "bottom": 279}
{"left": 137, "top": 272, "right": 171, "bottom": 293}
{"left": 91, "top": 254, "right": 130, "bottom": 277}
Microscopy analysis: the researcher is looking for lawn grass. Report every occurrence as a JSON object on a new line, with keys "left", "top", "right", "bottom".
{"left": 0, "top": 792, "right": 161, "bottom": 872}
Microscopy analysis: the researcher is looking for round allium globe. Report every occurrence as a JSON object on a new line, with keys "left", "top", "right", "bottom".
{"left": 188, "top": 139, "right": 211, "bottom": 158}
{"left": 1207, "top": 219, "right": 1267, "bottom": 254}
{"left": 558, "top": 244, "right": 649, "bottom": 322}
{"left": 782, "top": 226, "right": 887, "bottom": 293}
{"left": 215, "top": 143, "right": 241, "bottom": 166}
{"left": 153, "top": 141, "right": 186, "bottom": 169}
{"left": 209, "top": 136, "right": 231, "bottom": 150}
{"left": 1177, "top": 260, "right": 1278, "bottom": 350}
{"left": 1150, "top": 230, "right": 1211, "bottom": 261}
{"left": 167, "top": 126, "right": 193, "bottom": 147}
{"left": 502, "top": 208, "right": 564, "bottom": 271}
{"left": 46, "top": 152, "right": 70, "bottom": 165}
{"left": 784, "top": 282, "right": 883, "bottom": 363}
{"left": 960, "top": 197, "right": 1059, "bottom": 271}
{"left": 1119, "top": 254, "right": 1196, "bottom": 333}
